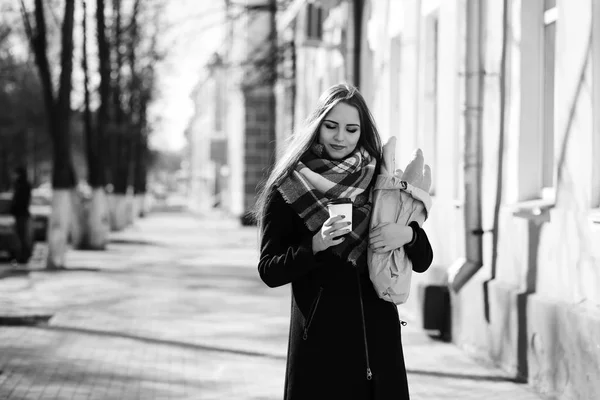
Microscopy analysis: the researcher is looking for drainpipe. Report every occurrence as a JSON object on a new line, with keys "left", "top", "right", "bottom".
{"left": 353, "top": 0, "right": 363, "bottom": 87}
{"left": 448, "top": 0, "right": 485, "bottom": 292}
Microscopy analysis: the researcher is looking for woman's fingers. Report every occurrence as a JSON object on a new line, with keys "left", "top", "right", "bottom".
{"left": 370, "top": 238, "right": 393, "bottom": 251}
{"left": 329, "top": 230, "right": 351, "bottom": 240}
{"left": 331, "top": 235, "right": 346, "bottom": 243}
{"left": 331, "top": 238, "right": 345, "bottom": 246}
{"left": 370, "top": 238, "right": 382, "bottom": 246}
{"left": 320, "top": 218, "right": 352, "bottom": 250}
{"left": 369, "top": 231, "right": 383, "bottom": 243}
{"left": 325, "top": 221, "right": 351, "bottom": 236}
{"left": 332, "top": 221, "right": 351, "bottom": 230}
{"left": 369, "top": 224, "right": 388, "bottom": 240}
{"left": 324, "top": 215, "right": 346, "bottom": 227}
{"left": 372, "top": 245, "right": 392, "bottom": 253}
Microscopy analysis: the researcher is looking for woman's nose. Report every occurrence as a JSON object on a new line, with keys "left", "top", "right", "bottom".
{"left": 334, "top": 129, "right": 344, "bottom": 141}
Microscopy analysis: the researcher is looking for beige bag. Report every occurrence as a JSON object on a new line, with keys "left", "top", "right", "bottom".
{"left": 367, "top": 137, "right": 432, "bottom": 305}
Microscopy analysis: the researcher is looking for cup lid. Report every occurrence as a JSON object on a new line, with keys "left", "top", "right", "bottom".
{"left": 327, "top": 197, "right": 352, "bottom": 206}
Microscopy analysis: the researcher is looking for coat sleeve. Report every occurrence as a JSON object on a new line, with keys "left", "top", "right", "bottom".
{"left": 258, "top": 191, "right": 325, "bottom": 288}
{"left": 404, "top": 221, "right": 433, "bottom": 273}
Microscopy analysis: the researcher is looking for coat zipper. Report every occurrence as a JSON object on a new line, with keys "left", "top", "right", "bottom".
{"left": 355, "top": 269, "right": 373, "bottom": 381}
{"left": 302, "top": 287, "right": 324, "bottom": 340}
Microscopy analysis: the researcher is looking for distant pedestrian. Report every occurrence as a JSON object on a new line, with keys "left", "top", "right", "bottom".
{"left": 255, "top": 83, "right": 433, "bottom": 399}
{"left": 10, "top": 166, "right": 32, "bottom": 263}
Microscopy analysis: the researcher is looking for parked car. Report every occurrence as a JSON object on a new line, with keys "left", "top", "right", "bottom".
{"left": 0, "top": 193, "right": 18, "bottom": 260}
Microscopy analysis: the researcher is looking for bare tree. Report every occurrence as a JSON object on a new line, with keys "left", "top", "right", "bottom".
{"left": 105, "top": 0, "right": 160, "bottom": 228}
{"left": 20, "top": 0, "right": 77, "bottom": 269}
{"left": 71, "top": 0, "right": 111, "bottom": 250}
{"left": 96, "top": 0, "right": 110, "bottom": 185}
{"left": 129, "top": 0, "right": 153, "bottom": 217}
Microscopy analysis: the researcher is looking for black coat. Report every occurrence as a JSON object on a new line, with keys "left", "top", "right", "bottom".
{"left": 11, "top": 179, "right": 31, "bottom": 217}
{"left": 258, "top": 191, "right": 433, "bottom": 400}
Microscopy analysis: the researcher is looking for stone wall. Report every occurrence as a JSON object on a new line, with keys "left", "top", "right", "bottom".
{"left": 242, "top": 86, "right": 276, "bottom": 223}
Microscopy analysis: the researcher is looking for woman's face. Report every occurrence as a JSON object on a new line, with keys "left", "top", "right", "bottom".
{"left": 318, "top": 102, "right": 361, "bottom": 160}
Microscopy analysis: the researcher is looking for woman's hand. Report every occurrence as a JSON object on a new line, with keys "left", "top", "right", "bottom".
{"left": 312, "top": 215, "right": 352, "bottom": 254}
{"left": 369, "top": 222, "right": 413, "bottom": 253}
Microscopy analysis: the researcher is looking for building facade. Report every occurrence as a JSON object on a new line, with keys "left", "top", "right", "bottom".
{"left": 218, "top": 0, "right": 278, "bottom": 222}
{"left": 279, "top": 0, "right": 600, "bottom": 398}
{"left": 186, "top": 53, "right": 228, "bottom": 213}
{"left": 187, "top": 0, "right": 277, "bottom": 220}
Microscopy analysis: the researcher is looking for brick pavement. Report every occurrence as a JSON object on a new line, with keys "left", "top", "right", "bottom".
{"left": 0, "top": 210, "right": 548, "bottom": 400}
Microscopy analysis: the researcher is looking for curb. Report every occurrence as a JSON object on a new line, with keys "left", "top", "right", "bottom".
{"left": 0, "top": 265, "right": 14, "bottom": 279}
{"left": 0, "top": 242, "right": 49, "bottom": 279}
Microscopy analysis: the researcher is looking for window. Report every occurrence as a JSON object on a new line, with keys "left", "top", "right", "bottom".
{"left": 517, "top": 0, "right": 557, "bottom": 203}
{"left": 542, "top": 0, "right": 557, "bottom": 193}
{"left": 593, "top": 0, "right": 600, "bottom": 208}
{"left": 215, "top": 79, "right": 224, "bottom": 133}
{"left": 305, "top": 3, "right": 323, "bottom": 42}
{"left": 389, "top": 35, "right": 402, "bottom": 152}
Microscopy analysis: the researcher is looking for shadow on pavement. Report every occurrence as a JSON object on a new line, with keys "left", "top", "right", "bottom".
{"left": 39, "top": 324, "right": 287, "bottom": 361}
{"left": 0, "top": 315, "right": 53, "bottom": 326}
{"left": 0, "top": 360, "right": 227, "bottom": 398}
{"left": 407, "top": 368, "right": 522, "bottom": 383}
{"left": 40, "top": 267, "right": 103, "bottom": 273}
{"left": 1, "top": 266, "right": 103, "bottom": 280}
{"left": 109, "top": 238, "right": 164, "bottom": 247}
{"left": 0, "top": 269, "right": 30, "bottom": 278}
{"left": 151, "top": 205, "right": 188, "bottom": 213}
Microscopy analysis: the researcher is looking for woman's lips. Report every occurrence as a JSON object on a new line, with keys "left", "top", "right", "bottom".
{"left": 330, "top": 144, "right": 346, "bottom": 151}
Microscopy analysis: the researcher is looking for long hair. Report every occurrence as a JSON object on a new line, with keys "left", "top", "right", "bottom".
{"left": 253, "top": 83, "right": 383, "bottom": 230}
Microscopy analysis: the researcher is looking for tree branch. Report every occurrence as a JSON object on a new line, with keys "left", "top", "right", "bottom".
{"left": 20, "top": 0, "right": 55, "bottom": 127}
{"left": 18, "top": 0, "right": 35, "bottom": 47}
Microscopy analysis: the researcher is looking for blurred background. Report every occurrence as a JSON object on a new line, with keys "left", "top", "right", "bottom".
{"left": 0, "top": 0, "right": 599, "bottom": 399}
{"left": 0, "top": 0, "right": 228, "bottom": 263}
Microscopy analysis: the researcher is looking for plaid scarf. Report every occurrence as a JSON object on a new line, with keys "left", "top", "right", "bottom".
{"left": 277, "top": 143, "right": 377, "bottom": 268}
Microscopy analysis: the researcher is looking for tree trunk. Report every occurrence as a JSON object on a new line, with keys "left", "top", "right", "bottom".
{"left": 0, "top": 136, "right": 8, "bottom": 191}
{"left": 134, "top": 74, "right": 150, "bottom": 217}
{"left": 125, "top": 0, "right": 141, "bottom": 226}
{"left": 20, "top": 0, "right": 77, "bottom": 269}
{"left": 96, "top": 0, "right": 110, "bottom": 184}
{"left": 108, "top": 0, "right": 131, "bottom": 231}
{"left": 90, "top": 0, "right": 115, "bottom": 240}
{"left": 133, "top": 127, "right": 148, "bottom": 217}
{"left": 83, "top": 0, "right": 98, "bottom": 187}
{"left": 49, "top": 2, "right": 77, "bottom": 265}
{"left": 80, "top": 0, "right": 109, "bottom": 250}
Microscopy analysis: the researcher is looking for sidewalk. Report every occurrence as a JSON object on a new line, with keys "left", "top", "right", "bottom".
{"left": 0, "top": 210, "right": 548, "bottom": 400}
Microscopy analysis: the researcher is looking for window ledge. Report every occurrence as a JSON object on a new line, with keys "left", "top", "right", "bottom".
{"left": 589, "top": 209, "right": 600, "bottom": 225}
{"left": 299, "top": 38, "right": 324, "bottom": 48}
{"left": 509, "top": 198, "right": 555, "bottom": 223}
{"left": 428, "top": 195, "right": 463, "bottom": 210}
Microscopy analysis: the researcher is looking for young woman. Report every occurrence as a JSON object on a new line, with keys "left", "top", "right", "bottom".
{"left": 255, "top": 83, "right": 433, "bottom": 399}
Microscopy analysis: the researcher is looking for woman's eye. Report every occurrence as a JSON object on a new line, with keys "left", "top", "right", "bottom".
{"left": 325, "top": 124, "right": 336, "bottom": 129}
{"left": 347, "top": 129, "right": 358, "bottom": 133}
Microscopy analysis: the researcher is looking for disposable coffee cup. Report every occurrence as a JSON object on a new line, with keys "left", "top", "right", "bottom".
{"left": 327, "top": 198, "right": 353, "bottom": 228}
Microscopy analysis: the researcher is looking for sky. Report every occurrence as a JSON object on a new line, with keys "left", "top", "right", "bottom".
{"left": 148, "top": 0, "right": 225, "bottom": 152}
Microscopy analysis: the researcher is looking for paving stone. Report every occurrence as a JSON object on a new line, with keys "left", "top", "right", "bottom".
{"left": 0, "top": 210, "right": 547, "bottom": 399}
